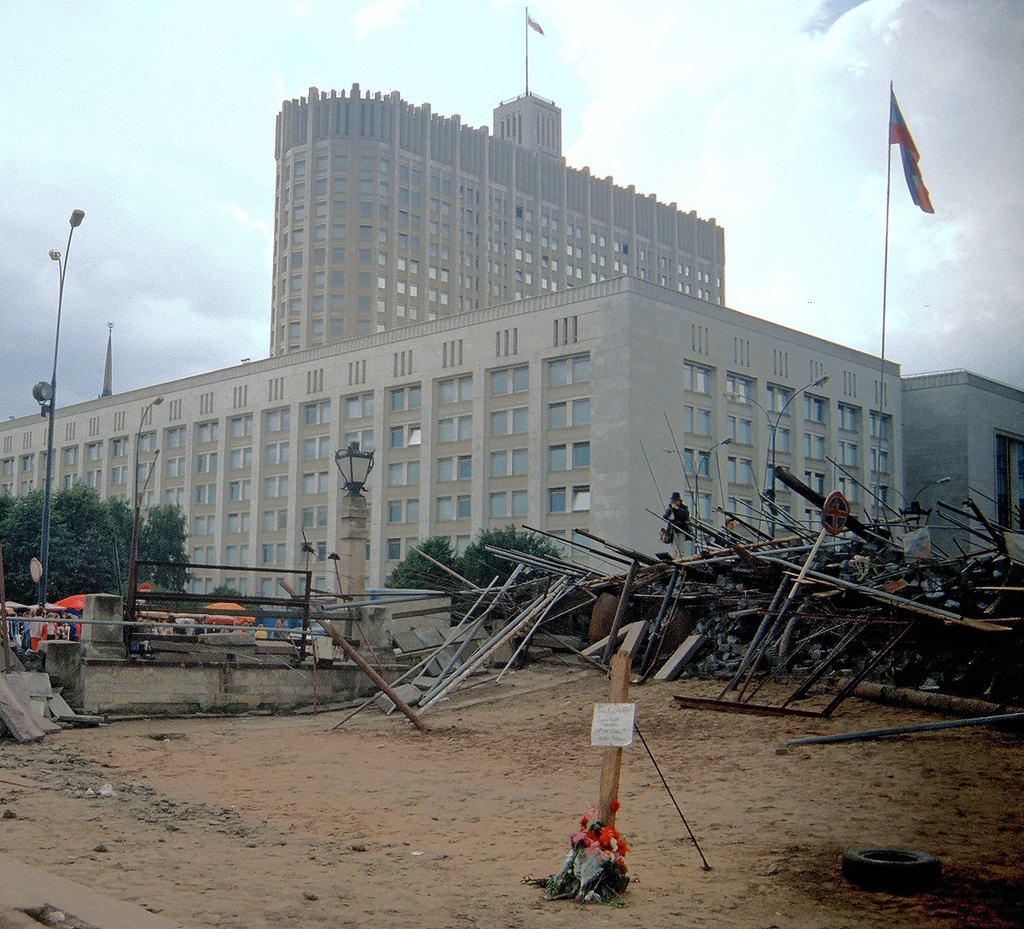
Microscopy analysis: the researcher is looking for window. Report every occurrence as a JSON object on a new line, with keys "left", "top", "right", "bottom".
{"left": 196, "top": 483, "right": 216, "bottom": 504}
{"left": 226, "top": 511, "right": 251, "bottom": 533}
{"left": 571, "top": 441, "right": 590, "bottom": 469}
{"left": 389, "top": 424, "right": 422, "bottom": 448}
{"left": 837, "top": 404, "right": 859, "bottom": 431}
{"left": 491, "top": 365, "right": 529, "bottom": 395}
{"left": 766, "top": 385, "right": 792, "bottom": 414}
{"left": 871, "top": 448, "right": 890, "bottom": 473}
{"left": 265, "top": 408, "right": 291, "bottom": 432}
{"left": 684, "top": 406, "right": 712, "bottom": 436}
{"left": 804, "top": 395, "right": 827, "bottom": 423}
{"left": 197, "top": 452, "right": 218, "bottom": 473}
{"left": 345, "top": 393, "right": 374, "bottom": 419}
{"left": 230, "top": 414, "right": 254, "bottom": 437}
{"left": 303, "top": 436, "right": 332, "bottom": 459}
{"left": 228, "top": 479, "right": 252, "bottom": 501}
{"left": 438, "top": 375, "right": 473, "bottom": 404}
{"left": 725, "top": 373, "right": 753, "bottom": 400}
{"left": 547, "top": 487, "right": 567, "bottom": 513}
{"left": 491, "top": 408, "right": 528, "bottom": 436}
{"left": 547, "top": 353, "right": 591, "bottom": 387}
{"left": 436, "top": 496, "right": 453, "bottom": 521}
{"left": 264, "top": 475, "right": 289, "bottom": 498}
{"left": 685, "top": 363, "right": 713, "bottom": 395}
{"left": 727, "top": 416, "right": 753, "bottom": 445}
{"left": 302, "top": 471, "right": 330, "bottom": 494}
{"left": 489, "top": 492, "right": 508, "bottom": 518}
{"left": 304, "top": 401, "right": 331, "bottom": 425}
{"left": 804, "top": 471, "right": 826, "bottom": 495}
{"left": 229, "top": 447, "right": 253, "bottom": 470}
{"left": 804, "top": 433, "right": 826, "bottom": 459}
{"left": 837, "top": 441, "right": 859, "bottom": 467}
{"left": 571, "top": 485, "right": 591, "bottom": 512}
{"left": 456, "top": 495, "right": 471, "bottom": 519}
{"left": 390, "top": 385, "right": 422, "bottom": 412}
{"left": 196, "top": 421, "right": 219, "bottom": 443}
{"left": 302, "top": 505, "right": 329, "bottom": 528}
{"left": 438, "top": 415, "right": 472, "bottom": 443}
{"left": 85, "top": 442, "right": 103, "bottom": 462}
{"left": 266, "top": 441, "right": 290, "bottom": 465}
{"left": 388, "top": 461, "right": 420, "bottom": 486}
{"left": 548, "top": 445, "right": 567, "bottom": 471}
{"left": 263, "top": 509, "right": 288, "bottom": 530}
{"left": 166, "top": 456, "right": 186, "bottom": 478}
{"left": 386, "top": 538, "right": 402, "bottom": 561}
{"left": 870, "top": 412, "right": 893, "bottom": 441}
{"left": 165, "top": 426, "right": 186, "bottom": 448}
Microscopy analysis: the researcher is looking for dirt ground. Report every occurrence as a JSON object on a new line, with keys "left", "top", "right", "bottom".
{"left": 0, "top": 665, "right": 1021, "bottom": 929}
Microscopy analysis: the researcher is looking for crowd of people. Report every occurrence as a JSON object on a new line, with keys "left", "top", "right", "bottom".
{"left": 5, "top": 604, "right": 79, "bottom": 651}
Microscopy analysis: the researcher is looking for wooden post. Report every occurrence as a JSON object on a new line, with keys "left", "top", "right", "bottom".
{"left": 0, "top": 545, "right": 12, "bottom": 673}
{"left": 598, "top": 651, "right": 631, "bottom": 826}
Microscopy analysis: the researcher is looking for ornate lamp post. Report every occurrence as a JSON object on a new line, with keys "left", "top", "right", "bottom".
{"left": 334, "top": 442, "right": 375, "bottom": 604}
{"left": 725, "top": 374, "right": 829, "bottom": 537}
{"left": 34, "top": 209, "right": 85, "bottom": 608}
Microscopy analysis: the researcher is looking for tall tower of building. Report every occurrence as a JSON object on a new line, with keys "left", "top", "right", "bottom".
{"left": 271, "top": 84, "right": 726, "bottom": 357}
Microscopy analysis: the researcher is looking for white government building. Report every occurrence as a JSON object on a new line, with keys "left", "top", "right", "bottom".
{"left": 2, "top": 86, "right": 900, "bottom": 593}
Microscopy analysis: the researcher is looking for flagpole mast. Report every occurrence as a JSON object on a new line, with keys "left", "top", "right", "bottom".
{"left": 525, "top": 7, "right": 531, "bottom": 95}
{"left": 876, "top": 80, "right": 895, "bottom": 520}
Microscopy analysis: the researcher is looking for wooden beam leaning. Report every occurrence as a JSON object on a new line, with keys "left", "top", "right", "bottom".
{"left": 317, "top": 617, "right": 428, "bottom": 733}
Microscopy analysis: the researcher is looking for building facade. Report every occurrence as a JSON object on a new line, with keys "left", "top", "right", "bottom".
{"left": 901, "top": 371, "right": 1024, "bottom": 551}
{"left": 271, "top": 85, "right": 726, "bottom": 355}
{"left": 1, "top": 277, "right": 901, "bottom": 595}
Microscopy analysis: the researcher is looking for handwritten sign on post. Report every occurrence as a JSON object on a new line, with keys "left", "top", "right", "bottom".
{"left": 591, "top": 702, "right": 636, "bottom": 747}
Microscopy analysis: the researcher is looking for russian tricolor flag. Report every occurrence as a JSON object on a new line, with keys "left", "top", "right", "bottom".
{"left": 527, "top": 11, "right": 545, "bottom": 35}
{"left": 889, "top": 88, "right": 934, "bottom": 214}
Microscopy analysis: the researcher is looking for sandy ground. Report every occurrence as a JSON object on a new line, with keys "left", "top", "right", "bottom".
{"left": 0, "top": 664, "right": 1021, "bottom": 929}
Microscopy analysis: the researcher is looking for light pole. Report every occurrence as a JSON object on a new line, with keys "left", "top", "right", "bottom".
{"left": 133, "top": 396, "right": 164, "bottom": 506}
{"left": 33, "top": 209, "right": 85, "bottom": 608}
{"left": 334, "top": 442, "right": 375, "bottom": 635}
{"left": 725, "top": 374, "right": 829, "bottom": 538}
{"left": 900, "top": 476, "right": 950, "bottom": 522}
{"left": 694, "top": 437, "right": 732, "bottom": 547}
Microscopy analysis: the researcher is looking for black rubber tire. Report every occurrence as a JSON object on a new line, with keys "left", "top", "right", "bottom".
{"left": 841, "top": 847, "right": 942, "bottom": 892}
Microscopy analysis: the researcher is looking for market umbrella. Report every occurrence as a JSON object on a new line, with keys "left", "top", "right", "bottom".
{"left": 54, "top": 594, "right": 87, "bottom": 612}
{"left": 204, "top": 602, "right": 255, "bottom": 626}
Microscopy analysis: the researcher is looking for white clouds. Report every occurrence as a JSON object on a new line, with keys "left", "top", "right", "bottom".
{"left": 353, "top": 0, "right": 421, "bottom": 40}
{"left": 0, "top": 0, "right": 1019, "bottom": 419}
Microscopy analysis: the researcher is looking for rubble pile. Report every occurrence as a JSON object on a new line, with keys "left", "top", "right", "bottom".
{"left": 435, "top": 467, "right": 1024, "bottom": 718}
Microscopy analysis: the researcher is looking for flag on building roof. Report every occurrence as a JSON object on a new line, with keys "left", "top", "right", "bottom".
{"left": 889, "top": 88, "right": 934, "bottom": 214}
{"left": 526, "top": 11, "right": 545, "bottom": 35}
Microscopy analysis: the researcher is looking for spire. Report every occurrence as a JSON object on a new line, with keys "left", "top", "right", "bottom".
{"left": 100, "top": 322, "right": 113, "bottom": 398}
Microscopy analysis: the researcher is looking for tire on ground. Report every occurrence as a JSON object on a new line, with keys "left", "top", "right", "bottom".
{"left": 841, "top": 847, "right": 942, "bottom": 892}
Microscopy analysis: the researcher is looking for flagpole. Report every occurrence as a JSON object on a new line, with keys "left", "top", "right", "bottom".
{"left": 525, "top": 7, "right": 531, "bottom": 95}
{"left": 876, "top": 80, "right": 894, "bottom": 519}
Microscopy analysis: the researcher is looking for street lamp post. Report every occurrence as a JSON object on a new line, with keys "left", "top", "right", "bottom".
{"left": 126, "top": 397, "right": 164, "bottom": 625}
{"left": 694, "top": 437, "right": 733, "bottom": 548}
{"left": 725, "top": 374, "right": 830, "bottom": 538}
{"left": 334, "top": 442, "right": 375, "bottom": 606}
{"left": 33, "top": 209, "right": 85, "bottom": 609}
{"left": 900, "top": 476, "right": 950, "bottom": 522}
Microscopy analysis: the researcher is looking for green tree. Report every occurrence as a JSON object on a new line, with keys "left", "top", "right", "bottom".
{"left": 137, "top": 504, "right": 190, "bottom": 592}
{"left": 457, "top": 525, "right": 564, "bottom": 588}
{"left": 0, "top": 489, "right": 190, "bottom": 603}
{"left": 384, "top": 536, "right": 460, "bottom": 591}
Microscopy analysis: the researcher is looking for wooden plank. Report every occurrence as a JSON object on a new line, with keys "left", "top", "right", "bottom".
{"left": 581, "top": 621, "right": 645, "bottom": 659}
{"left": 673, "top": 694, "right": 823, "bottom": 718}
{"left": 0, "top": 674, "right": 47, "bottom": 743}
{"left": 653, "top": 634, "right": 707, "bottom": 681}
{"left": 619, "top": 619, "right": 649, "bottom": 658}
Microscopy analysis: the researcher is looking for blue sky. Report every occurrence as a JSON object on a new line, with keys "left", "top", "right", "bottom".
{"left": 1, "top": 0, "right": 1021, "bottom": 417}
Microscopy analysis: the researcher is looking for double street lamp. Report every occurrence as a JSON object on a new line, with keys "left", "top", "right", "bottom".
{"left": 725, "top": 374, "right": 830, "bottom": 538}
{"left": 33, "top": 209, "right": 86, "bottom": 608}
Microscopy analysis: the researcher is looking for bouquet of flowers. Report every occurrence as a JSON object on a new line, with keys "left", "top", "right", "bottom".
{"left": 542, "top": 801, "right": 630, "bottom": 904}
